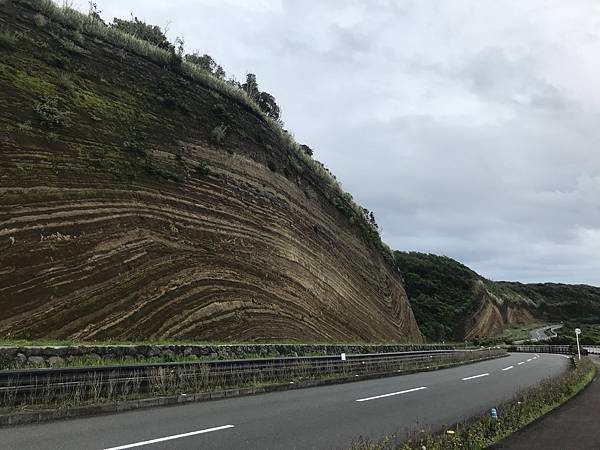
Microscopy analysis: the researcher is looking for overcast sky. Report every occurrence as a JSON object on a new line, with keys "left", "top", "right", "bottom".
{"left": 84, "top": 0, "right": 600, "bottom": 285}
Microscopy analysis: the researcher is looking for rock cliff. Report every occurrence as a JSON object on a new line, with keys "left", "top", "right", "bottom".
{"left": 0, "top": 0, "right": 421, "bottom": 342}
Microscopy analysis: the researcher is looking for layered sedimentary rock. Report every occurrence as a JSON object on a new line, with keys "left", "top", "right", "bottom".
{"left": 0, "top": 1, "right": 421, "bottom": 342}
{"left": 463, "top": 281, "right": 536, "bottom": 340}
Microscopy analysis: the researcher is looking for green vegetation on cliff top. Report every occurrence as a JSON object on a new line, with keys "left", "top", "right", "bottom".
{"left": 2, "top": 0, "right": 391, "bottom": 262}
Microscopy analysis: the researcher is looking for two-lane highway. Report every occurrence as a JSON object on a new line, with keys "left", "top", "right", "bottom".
{"left": 529, "top": 324, "right": 563, "bottom": 342}
{"left": 0, "top": 353, "right": 571, "bottom": 450}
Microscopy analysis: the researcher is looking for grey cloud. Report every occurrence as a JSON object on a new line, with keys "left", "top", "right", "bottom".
{"left": 93, "top": 0, "right": 600, "bottom": 285}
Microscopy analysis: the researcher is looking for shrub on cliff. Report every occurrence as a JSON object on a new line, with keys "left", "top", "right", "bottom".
{"left": 242, "top": 73, "right": 281, "bottom": 121}
{"left": 34, "top": 96, "right": 70, "bottom": 129}
{"left": 211, "top": 124, "right": 228, "bottom": 145}
{"left": 0, "top": 28, "right": 18, "bottom": 49}
{"left": 110, "top": 16, "right": 172, "bottom": 51}
{"left": 185, "top": 53, "right": 226, "bottom": 79}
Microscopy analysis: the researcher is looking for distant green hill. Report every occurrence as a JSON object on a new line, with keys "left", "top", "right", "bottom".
{"left": 394, "top": 251, "right": 600, "bottom": 343}
{"left": 497, "top": 282, "right": 600, "bottom": 324}
{"left": 393, "top": 252, "right": 481, "bottom": 341}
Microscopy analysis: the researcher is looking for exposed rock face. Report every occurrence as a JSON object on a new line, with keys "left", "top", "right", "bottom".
{"left": 463, "top": 281, "right": 535, "bottom": 340}
{"left": 394, "top": 252, "right": 537, "bottom": 341}
{"left": 0, "top": 1, "right": 421, "bottom": 342}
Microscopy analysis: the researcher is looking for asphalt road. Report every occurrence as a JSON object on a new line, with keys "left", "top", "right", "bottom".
{"left": 494, "top": 356, "right": 600, "bottom": 450}
{"left": 0, "top": 353, "right": 570, "bottom": 450}
{"left": 529, "top": 324, "right": 562, "bottom": 342}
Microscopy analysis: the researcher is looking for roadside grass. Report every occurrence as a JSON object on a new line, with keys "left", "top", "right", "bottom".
{"left": 0, "top": 354, "right": 267, "bottom": 371}
{"left": 351, "top": 357, "right": 596, "bottom": 449}
{"left": 495, "top": 323, "right": 546, "bottom": 343}
{"left": 551, "top": 322, "right": 600, "bottom": 346}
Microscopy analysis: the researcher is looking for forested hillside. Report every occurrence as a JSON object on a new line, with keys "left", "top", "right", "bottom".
{"left": 394, "top": 252, "right": 600, "bottom": 343}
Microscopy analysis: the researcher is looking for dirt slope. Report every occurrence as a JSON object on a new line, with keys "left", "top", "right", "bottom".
{"left": 0, "top": 1, "right": 421, "bottom": 342}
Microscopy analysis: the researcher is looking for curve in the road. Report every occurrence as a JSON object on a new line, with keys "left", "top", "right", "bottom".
{"left": 528, "top": 324, "right": 563, "bottom": 342}
{"left": 1, "top": 353, "right": 570, "bottom": 450}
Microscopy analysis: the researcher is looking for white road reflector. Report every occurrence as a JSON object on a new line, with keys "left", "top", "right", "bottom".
{"left": 461, "top": 373, "right": 489, "bottom": 381}
{"left": 103, "top": 425, "right": 235, "bottom": 450}
{"left": 355, "top": 386, "right": 427, "bottom": 402}
{"left": 501, "top": 366, "right": 514, "bottom": 371}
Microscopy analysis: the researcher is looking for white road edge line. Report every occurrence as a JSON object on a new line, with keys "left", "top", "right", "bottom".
{"left": 518, "top": 362, "right": 525, "bottom": 365}
{"left": 355, "top": 386, "right": 427, "bottom": 402}
{"left": 103, "top": 425, "right": 235, "bottom": 450}
{"left": 461, "top": 373, "right": 489, "bottom": 381}
{"left": 502, "top": 366, "right": 514, "bottom": 371}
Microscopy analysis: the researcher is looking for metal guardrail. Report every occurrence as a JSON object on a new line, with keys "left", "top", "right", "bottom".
{"left": 508, "top": 345, "right": 573, "bottom": 355}
{"left": 0, "top": 348, "right": 505, "bottom": 408}
{"left": 511, "top": 344, "right": 600, "bottom": 356}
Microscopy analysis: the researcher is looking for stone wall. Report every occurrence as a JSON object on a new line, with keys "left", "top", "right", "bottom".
{"left": 0, "top": 344, "right": 455, "bottom": 368}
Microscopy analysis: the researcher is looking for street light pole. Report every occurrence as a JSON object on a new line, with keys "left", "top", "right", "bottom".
{"left": 575, "top": 328, "right": 582, "bottom": 360}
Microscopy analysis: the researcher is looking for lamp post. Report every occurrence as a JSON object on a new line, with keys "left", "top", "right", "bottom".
{"left": 575, "top": 328, "right": 582, "bottom": 360}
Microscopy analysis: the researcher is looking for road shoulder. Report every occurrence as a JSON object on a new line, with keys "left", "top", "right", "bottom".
{"left": 493, "top": 356, "right": 600, "bottom": 450}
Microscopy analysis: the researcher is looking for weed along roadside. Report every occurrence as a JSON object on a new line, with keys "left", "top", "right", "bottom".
{"left": 351, "top": 356, "right": 596, "bottom": 450}
{"left": 0, "top": 348, "right": 505, "bottom": 426}
{"left": 492, "top": 356, "right": 600, "bottom": 449}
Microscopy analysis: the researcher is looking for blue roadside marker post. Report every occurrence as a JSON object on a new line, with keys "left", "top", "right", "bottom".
{"left": 490, "top": 408, "right": 498, "bottom": 421}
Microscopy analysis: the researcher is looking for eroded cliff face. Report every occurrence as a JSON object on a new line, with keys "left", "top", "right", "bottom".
{"left": 0, "top": 1, "right": 421, "bottom": 342}
{"left": 463, "top": 281, "right": 535, "bottom": 340}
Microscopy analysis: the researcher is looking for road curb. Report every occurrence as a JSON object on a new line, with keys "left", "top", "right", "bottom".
{"left": 0, "top": 354, "right": 506, "bottom": 427}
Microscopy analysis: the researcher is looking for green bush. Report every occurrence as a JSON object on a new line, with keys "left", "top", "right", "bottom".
{"left": 185, "top": 52, "right": 225, "bottom": 79}
{"left": 34, "top": 96, "right": 70, "bottom": 129}
{"left": 0, "top": 28, "right": 18, "bottom": 49}
{"left": 33, "top": 13, "right": 47, "bottom": 27}
{"left": 211, "top": 124, "right": 228, "bottom": 145}
{"left": 59, "top": 37, "right": 89, "bottom": 55}
{"left": 110, "top": 16, "right": 172, "bottom": 50}
{"left": 195, "top": 161, "right": 212, "bottom": 177}
{"left": 56, "top": 72, "right": 74, "bottom": 92}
